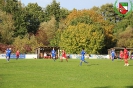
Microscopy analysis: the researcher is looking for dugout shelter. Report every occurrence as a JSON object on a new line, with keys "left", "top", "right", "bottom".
{"left": 108, "top": 47, "right": 133, "bottom": 59}
{"left": 35, "top": 47, "right": 60, "bottom": 59}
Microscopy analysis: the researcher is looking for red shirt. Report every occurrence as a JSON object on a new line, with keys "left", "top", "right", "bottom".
{"left": 120, "top": 51, "right": 123, "bottom": 58}
{"left": 16, "top": 51, "right": 20, "bottom": 56}
{"left": 62, "top": 51, "right": 66, "bottom": 58}
{"left": 123, "top": 49, "right": 128, "bottom": 59}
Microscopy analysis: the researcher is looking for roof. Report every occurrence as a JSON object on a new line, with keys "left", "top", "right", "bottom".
{"left": 35, "top": 46, "right": 60, "bottom": 50}
{"left": 108, "top": 47, "right": 133, "bottom": 50}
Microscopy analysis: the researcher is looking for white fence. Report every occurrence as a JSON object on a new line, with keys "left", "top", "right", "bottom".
{"left": 0, "top": 54, "right": 37, "bottom": 59}
{"left": 69, "top": 54, "right": 109, "bottom": 59}
{"left": 0, "top": 54, "right": 109, "bottom": 59}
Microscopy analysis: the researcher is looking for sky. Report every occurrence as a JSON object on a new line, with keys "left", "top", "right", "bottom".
{"left": 20, "top": 0, "right": 118, "bottom": 10}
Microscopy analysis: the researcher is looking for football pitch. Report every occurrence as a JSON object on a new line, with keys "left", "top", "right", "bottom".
{"left": 0, "top": 59, "right": 133, "bottom": 88}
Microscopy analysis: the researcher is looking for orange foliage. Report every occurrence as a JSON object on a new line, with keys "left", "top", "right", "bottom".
{"left": 65, "top": 9, "right": 104, "bottom": 25}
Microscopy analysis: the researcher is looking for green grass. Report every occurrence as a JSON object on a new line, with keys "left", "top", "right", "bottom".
{"left": 0, "top": 59, "right": 133, "bottom": 88}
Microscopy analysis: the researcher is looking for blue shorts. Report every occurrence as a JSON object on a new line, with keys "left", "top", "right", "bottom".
{"left": 81, "top": 56, "right": 85, "bottom": 61}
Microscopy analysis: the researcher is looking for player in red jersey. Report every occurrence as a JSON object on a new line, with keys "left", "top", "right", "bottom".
{"left": 16, "top": 50, "right": 20, "bottom": 60}
{"left": 62, "top": 50, "right": 68, "bottom": 62}
{"left": 123, "top": 47, "right": 129, "bottom": 66}
{"left": 119, "top": 50, "right": 124, "bottom": 60}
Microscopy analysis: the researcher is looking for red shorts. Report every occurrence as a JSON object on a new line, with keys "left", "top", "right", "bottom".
{"left": 124, "top": 55, "right": 128, "bottom": 59}
{"left": 16, "top": 55, "right": 19, "bottom": 58}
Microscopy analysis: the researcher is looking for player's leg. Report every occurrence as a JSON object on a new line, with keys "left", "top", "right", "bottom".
{"left": 66, "top": 59, "right": 68, "bottom": 62}
{"left": 9, "top": 56, "right": 11, "bottom": 61}
{"left": 84, "top": 60, "right": 88, "bottom": 64}
{"left": 125, "top": 59, "right": 129, "bottom": 66}
{"left": 61, "top": 56, "right": 64, "bottom": 62}
{"left": 6, "top": 56, "right": 8, "bottom": 62}
{"left": 61, "top": 57, "right": 64, "bottom": 62}
{"left": 52, "top": 55, "right": 55, "bottom": 61}
{"left": 66, "top": 57, "right": 68, "bottom": 62}
{"left": 16, "top": 55, "right": 19, "bottom": 60}
{"left": 7, "top": 56, "right": 9, "bottom": 62}
{"left": 60, "top": 56, "right": 62, "bottom": 62}
{"left": 53, "top": 56, "right": 56, "bottom": 61}
{"left": 112, "top": 56, "right": 114, "bottom": 61}
{"left": 80, "top": 60, "right": 83, "bottom": 66}
{"left": 124, "top": 59, "right": 127, "bottom": 66}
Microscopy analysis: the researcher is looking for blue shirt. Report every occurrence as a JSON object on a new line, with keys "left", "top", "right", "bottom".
{"left": 6, "top": 49, "right": 11, "bottom": 57}
{"left": 51, "top": 50, "right": 56, "bottom": 57}
{"left": 81, "top": 50, "right": 85, "bottom": 56}
{"left": 111, "top": 51, "right": 115, "bottom": 57}
{"left": 81, "top": 50, "right": 85, "bottom": 60}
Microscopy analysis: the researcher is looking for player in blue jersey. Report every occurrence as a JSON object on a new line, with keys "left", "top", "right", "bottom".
{"left": 111, "top": 48, "right": 116, "bottom": 61}
{"left": 80, "top": 48, "right": 88, "bottom": 66}
{"left": 9, "top": 48, "right": 11, "bottom": 60}
{"left": 6, "top": 48, "right": 11, "bottom": 62}
{"left": 51, "top": 48, "right": 56, "bottom": 61}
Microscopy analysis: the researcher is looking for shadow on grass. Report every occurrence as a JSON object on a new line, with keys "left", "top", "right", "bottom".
{"left": 116, "top": 60, "right": 124, "bottom": 62}
{"left": 87, "top": 64, "right": 99, "bottom": 66}
{"left": 125, "top": 86, "right": 133, "bottom": 88}
{"left": 129, "top": 65, "right": 133, "bottom": 66}
{"left": 94, "top": 86, "right": 133, "bottom": 88}
{"left": 4, "top": 62, "right": 15, "bottom": 64}
{"left": 94, "top": 86, "right": 111, "bottom": 88}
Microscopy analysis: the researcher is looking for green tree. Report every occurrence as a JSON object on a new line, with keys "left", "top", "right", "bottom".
{"left": 44, "top": 0, "right": 60, "bottom": 28}
{"left": 117, "top": 26, "right": 133, "bottom": 47}
{"left": 100, "top": 3, "right": 120, "bottom": 23}
{"left": 60, "top": 8, "right": 70, "bottom": 19}
{"left": 50, "top": 29, "right": 62, "bottom": 47}
{"left": 0, "top": 0, "right": 28, "bottom": 38}
{"left": 0, "top": 10, "right": 15, "bottom": 44}
{"left": 113, "top": 12, "right": 133, "bottom": 35}
{"left": 50, "top": 19, "right": 68, "bottom": 47}
{"left": 25, "top": 3, "right": 45, "bottom": 34}
{"left": 44, "top": 0, "right": 69, "bottom": 29}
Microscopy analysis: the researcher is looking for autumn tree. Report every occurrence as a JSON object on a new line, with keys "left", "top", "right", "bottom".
{"left": 62, "top": 9, "right": 116, "bottom": 53}
{"left": 13, "top": 34, "right": 43, "bottom": 53}
{"left": 59, "top": 23, "right": 105, "bottom": 54}
{"left": 37, "top": 17, "right": 56, "bottom": 46}
{"left": 35, "top": 30, "right": 48, "bottom": 45}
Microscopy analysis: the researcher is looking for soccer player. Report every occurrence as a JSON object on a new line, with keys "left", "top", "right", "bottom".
{"left": 111, "top": 48, "right": 116, "bottom": 61}
{"left": 80, "top": 48, "right": 88, "bottom": 66}
{"left": 62, "top": 50, "right": 68, "bottom": 62}
{"left": 119, "top": 50, "right": 124, "bottom": 60}
{"left": 6, "top": 48, "right": 11, "bottom": 62}
{"left": 16, "top": 50, "right": 20, "bottom": 60}
{"left": 123, "top": 47, "right": 129, "bottom": 66}
{"left": 51, "top": 48, "right": 56, "bottom": 61}
{"left": 9, "top": 48, "right": 11, "bottom": 60}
